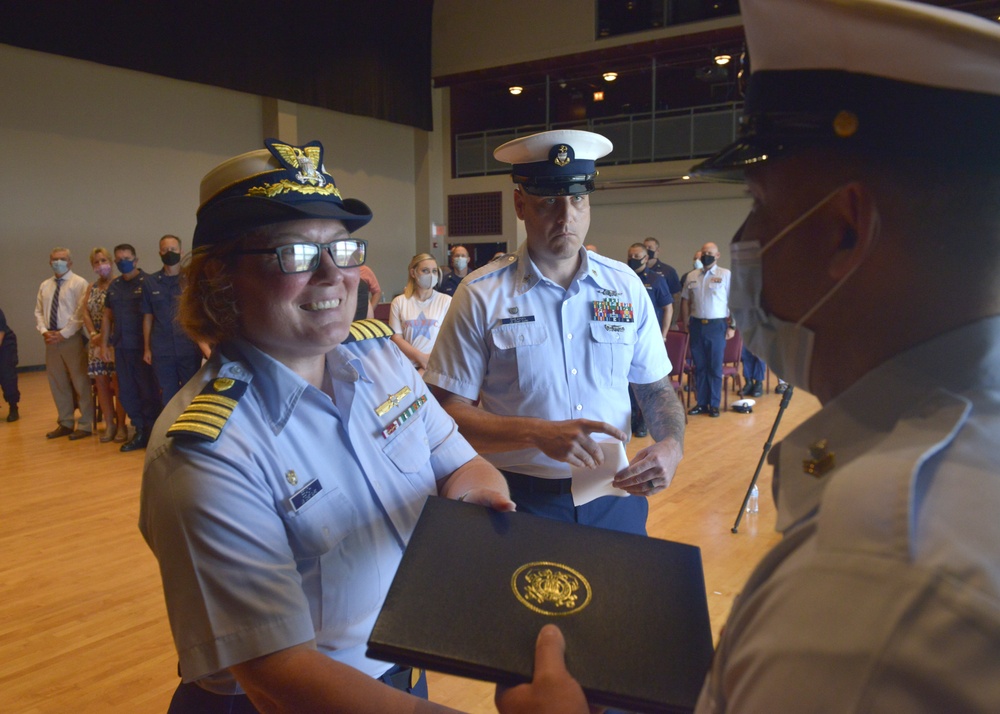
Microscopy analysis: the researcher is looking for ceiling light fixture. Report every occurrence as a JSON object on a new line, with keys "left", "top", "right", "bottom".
{"left": 508, "top": 86, "right": 523, "bottom": 95}
{"left": 714, "top": 53, "right": 732, "bottom": 66}
{"left": 603, "top": 72, "right": 618, "bottom": 82}
{"left": 593, "top": 91, "right": 605, "bottom": 102}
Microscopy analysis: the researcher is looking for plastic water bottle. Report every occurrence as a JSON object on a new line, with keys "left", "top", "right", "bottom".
{"left": 746, "top": 484, "right": 759, "bottom": 514}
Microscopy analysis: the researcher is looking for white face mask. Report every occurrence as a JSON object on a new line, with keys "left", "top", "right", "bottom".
{"left": 452, "top": 256, "right": 468, "bottom": 272}
{"left": 416, "top": 271, "right": 438, "bottom": 290}
{"left": 730, "top": 185, "right": 872, "bottom": 393}
{"left": 693, "top": 259, "right": 703, "bottom": 270}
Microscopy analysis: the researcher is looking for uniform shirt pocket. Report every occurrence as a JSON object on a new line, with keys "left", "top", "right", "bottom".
{"left": 490, "top": 321, "right": 554, "bottom": 393}
{"left": 589, "top": 322, "right": 637, "bottom": 388}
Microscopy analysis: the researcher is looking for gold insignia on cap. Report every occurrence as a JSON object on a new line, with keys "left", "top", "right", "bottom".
{"left": 833, "top": 110, "right": 859, "bottom": 138}
{"left": 286, "top": 470, "right": 298, "bottom": 486}
{"left": 375, "top": 386, "right": 412, "bottom": 417}
{"left": 554, "top": 145, "right": 570, "bottom": 167}
{"left": 213, "top": 377, "right": 235, "bottom": 392}
{"left": 512, "top": 562, "right": 592, "bottom": 616}
{"left": 803, "top": 439, "right": 835, "bottom": 477}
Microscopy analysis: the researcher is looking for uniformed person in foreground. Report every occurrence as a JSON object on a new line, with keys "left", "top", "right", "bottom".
{"left": 497, "top": 0, "right": 1000, "bottom": 711}
{"left": 425, "top": 130, "right": 685, "bottom": 536}
{"left": 139, "top": 138, "right": 514, "bottom": 713}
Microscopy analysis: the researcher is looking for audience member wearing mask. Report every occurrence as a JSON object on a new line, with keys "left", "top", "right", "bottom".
{"left": 627, "top": 242, "right": 674, "bottom": 437}
{"left": 81, "top": 247, "right": 127, "bottom": 442}
{"left": 34, "top": 247, "right": 94, "bottom": 439}
{"left": 101, "top": 243, "right": 161, "bottom": 451}
{"left": 436, "top": 245, "right": 471, "bottom": 297}
{"left": 389, "top": 253, "right": 452, "bottom": 374}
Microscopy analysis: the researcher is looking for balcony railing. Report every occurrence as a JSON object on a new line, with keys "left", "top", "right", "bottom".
{"left": 454, "top": 102, "right": 743, "bottom": 178}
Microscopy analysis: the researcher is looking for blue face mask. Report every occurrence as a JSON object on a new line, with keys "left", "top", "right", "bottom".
{"left": 116, "top": 259, "right": 135, "bottom": 274}
{"left": 51, "top": 259, "right": 69, "bottom": 275}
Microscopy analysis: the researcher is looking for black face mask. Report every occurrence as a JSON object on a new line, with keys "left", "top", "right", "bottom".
{"left": 646, "top": 249, "right": 655, "bottom": 261}
{"left": 627, "top": 258, "right": 645, "bottom": 271}
{"left": 161, "top": 251, "right": 181, "bottom": 266}
{"left": 701, "top": 254, "right": 716, "bottom": 267}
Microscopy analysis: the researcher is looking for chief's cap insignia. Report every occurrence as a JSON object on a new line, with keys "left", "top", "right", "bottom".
{"left": 512, "top": 562, "right": 592, "bottom": 616}
{"left": 213, "top": 377, "right": 235, "bottom": 392}
{"left": 553, "top": 144, "right": 571, "bottom": 167}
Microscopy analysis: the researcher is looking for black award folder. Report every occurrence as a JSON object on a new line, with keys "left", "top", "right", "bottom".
{"left": 367, "top": 497, "right": 714, "bottom": 713}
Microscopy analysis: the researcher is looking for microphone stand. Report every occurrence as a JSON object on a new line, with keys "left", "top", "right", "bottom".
{"left": 732, "top": 385, "right": 793, "bottom": 533}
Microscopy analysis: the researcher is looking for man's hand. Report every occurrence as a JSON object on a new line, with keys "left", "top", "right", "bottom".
{"left": 496, "top": 625, "right": 594, "bottom": 714}
{"left": 455, "top": 487, "right": 517, "bottom": 512}
{"left": 535, "top": 420, "right": 628, "bottom": 469}
{"left": 43, "top": 330, "right": 64, "bottom": 344}
{"left": 143, "top": 348, "right": 153, "bottom": 365}
{"left": 613, "top": 437, "right": 683, "bottom": 496}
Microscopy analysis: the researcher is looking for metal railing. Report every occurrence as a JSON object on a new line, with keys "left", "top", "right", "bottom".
{"left": 454, "top": 102, "right": 743, "bottom": 177}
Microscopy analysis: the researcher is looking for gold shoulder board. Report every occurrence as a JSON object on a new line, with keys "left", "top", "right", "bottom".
{"left": 166, "top": 377, "right": 249, "bottom": 442}
{"left": 344, "top": 318, "right": 394, "bottom": 343}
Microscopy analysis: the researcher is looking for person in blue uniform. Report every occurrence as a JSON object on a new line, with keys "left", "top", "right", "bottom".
{"left": 101, "top": 244, "right": 161, "bottom": 451}
{"left": 498, "top": 1, "right": 1000, "bottom": 712}
{"left": 0, "top": 307, "right": 19, "bottom": 422}
{"left": 435, "top": 244, "right": 471, "bottom": 297}
{"left": 642, "top": 237, "right": 681, "bottom": 296}
{"left": 139, "top": 138, "right": 513, "bottom": 714}
{"left": 425, "top": 129, "right": 685, "bottom": 536}
{"left": 141, "top": 234, "right": 209, "bottom": 406}
{"left": 626, "top": 242, "right": 673, "bottom": 437}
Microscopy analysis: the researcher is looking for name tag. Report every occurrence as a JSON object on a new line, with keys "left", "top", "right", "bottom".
{"left": 500, "top": 315, "right": 535, "bottom": 325}
{"left": 289, "top": 479, "right": 323, "bottom": 512}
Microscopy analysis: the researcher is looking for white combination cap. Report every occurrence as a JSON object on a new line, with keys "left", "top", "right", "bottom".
{"left": 693, "top": 0, "right": 1000, "bottom": 180}
{"left": 494, "top": 130, "right": 613, "bottom": 196}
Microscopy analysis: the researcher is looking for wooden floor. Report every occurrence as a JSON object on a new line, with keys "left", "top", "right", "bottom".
{"left": 0, "top": 371, "right": 820, "bottom": 713}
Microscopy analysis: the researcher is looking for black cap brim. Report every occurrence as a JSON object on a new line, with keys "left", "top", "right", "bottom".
{"left": 194, "top": 196, "right": 372, "bottom": 248}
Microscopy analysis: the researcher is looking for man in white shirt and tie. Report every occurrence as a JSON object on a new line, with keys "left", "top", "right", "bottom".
{"left": 34, "top": 247, "right": 94, "bottom": 439}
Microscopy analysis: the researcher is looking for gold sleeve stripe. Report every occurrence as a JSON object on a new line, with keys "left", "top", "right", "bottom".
{"left": 192, "top": 394, "right": 239, "bottom": 409}
{"left": 167, "top": 422, "right": 222, "bottom": 439}
{"left": 173, "top": 412, "right": 229, "bottom": 429}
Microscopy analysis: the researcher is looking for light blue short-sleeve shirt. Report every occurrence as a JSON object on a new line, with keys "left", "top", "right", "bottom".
{"left": 139, "top": 336, "right": 476, "bottom": 694}
{"left": 425, "top": 244, "right": 670, "bottom": 478}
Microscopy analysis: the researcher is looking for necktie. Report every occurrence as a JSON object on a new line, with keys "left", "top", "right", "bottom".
{"left": 49, "top": 278, "right": 63, "bottom": 331}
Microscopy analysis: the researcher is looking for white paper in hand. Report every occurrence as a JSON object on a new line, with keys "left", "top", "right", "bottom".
{"left": 570, "top": 439, "right": 630, "bottom": 506}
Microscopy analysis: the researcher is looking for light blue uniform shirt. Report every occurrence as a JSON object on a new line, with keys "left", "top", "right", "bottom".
{"left": 139, "top": 336, "right": 476, "bottom": 693}
{"left": 425, "top": 244, "right": 670, "bottom": 478}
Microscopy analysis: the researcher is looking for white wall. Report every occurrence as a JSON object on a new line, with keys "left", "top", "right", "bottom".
{"left": 0, "top": 44, "right": 421, "bottom": 366}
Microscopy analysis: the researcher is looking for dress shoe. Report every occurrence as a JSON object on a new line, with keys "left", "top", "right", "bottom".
{"left": 46, "top": 425, "right": 74, "bottom": 439}
{"left": 708, "top": 406, "right": 720, "bottom": 418}
{"left": 68, "top": 429, "right": 93, "bottom": 441}
{"left": 688, "top": 405, "right": 709, "bottom": 416}
{"left": 740, "top": 381, "right": 755, "bottom": 396}
{"left": 750, "top": 380, "right": 764, "bottom": 397}
{"left": 99, "top": 423, "right": 119, "bottom": 443}
{"left": 6, "top": 405, "right": 18, "bottom": 422}
{"left": 120, "top": 430, "right": 148, "bottom": 452}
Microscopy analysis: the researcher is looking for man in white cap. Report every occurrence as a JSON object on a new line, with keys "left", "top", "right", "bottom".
{"left": 426, "top": 129, "right": 685, "bottom": 535}
{"left": 497, "top": 1, "right": 1000, "bottom": 712}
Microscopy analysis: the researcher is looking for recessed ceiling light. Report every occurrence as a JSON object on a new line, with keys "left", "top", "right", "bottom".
{"left": 714, "top": 54, "right": 732, "bottom": 66}
{"left": 603, "top": 72, "right": 618, "bottom": 82}
{"left": 508, "top": 86, "right": 523, "bottom": 95}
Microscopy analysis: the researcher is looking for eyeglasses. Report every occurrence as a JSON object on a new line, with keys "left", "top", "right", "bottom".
{"left": 236, "top": 239, "right": 367, "bottom": 274}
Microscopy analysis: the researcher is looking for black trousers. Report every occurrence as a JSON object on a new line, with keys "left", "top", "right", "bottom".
{"left": 0, "top": 338, "right": 18, "bottom": 405}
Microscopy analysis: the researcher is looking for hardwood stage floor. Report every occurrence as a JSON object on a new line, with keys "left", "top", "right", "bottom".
{"left": 0, "top": 371, "right": 820, "bottom": 713}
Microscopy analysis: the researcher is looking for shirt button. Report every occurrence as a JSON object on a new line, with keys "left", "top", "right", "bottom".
{"left": 566, "top": 333, "right": 573, "bottom": 340}
{"left": 576, "top": 404, "right": 583, "bottom": 411}
{"left": 571, "top": 368, "right": 578, "bottom": 375}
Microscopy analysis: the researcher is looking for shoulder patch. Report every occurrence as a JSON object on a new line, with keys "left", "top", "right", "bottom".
{"left": 166, "top": 377, "right": 249, "bottom": 442}
{"left": 344, "top": 318, "right": 394, "bottom": 343}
